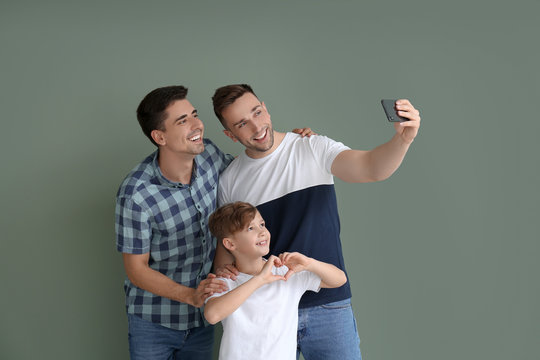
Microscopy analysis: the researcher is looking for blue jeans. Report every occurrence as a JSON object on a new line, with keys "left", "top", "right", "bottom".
{"left": 127, "top": 314, "right": 214, "bottom": 360}
{"left": 297, "top": 298, "right": 362, "bottom": 360}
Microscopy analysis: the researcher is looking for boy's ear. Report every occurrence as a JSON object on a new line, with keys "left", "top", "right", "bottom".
{"left": 223, "top": 237, "right": 235, "bottom": 251}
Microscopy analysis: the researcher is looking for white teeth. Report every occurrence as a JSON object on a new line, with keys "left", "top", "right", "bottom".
{"left": 189, "top": 135, "right": 201, "bottom": 141}
{"left": 255, "top": 129, "right": 266, "bottom": 140}
{"left": 257, "top": 240, "right": 267, "bottom": 245}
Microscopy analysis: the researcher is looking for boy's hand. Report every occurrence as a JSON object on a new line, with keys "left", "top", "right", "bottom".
{"left": 214, "top": 263, "right": 240, "bottom": 280}
{"left": 292, "top": 127, "right": 317, "bottom": 137}
{"left": 191, "top": 273, "right": 228, "bottom": 308}
{"left": 255, "top": 255, "right": 286, "bottom": 285}
{"left": 279, "top": 252, "right": 312, "bottom": 280}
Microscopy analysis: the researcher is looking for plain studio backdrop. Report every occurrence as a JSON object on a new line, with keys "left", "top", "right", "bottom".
{"left": 1, "top": 1, "right": 538, "bottom": 359}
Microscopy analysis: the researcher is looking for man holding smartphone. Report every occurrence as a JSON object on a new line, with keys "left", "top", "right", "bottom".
{"left": 211, "top": 84, "right": 420, "bottom": 360}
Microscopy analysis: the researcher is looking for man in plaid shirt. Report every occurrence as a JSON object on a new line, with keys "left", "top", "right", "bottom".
{"left": 115, "top": 86, "right": 232, "bottom": 359}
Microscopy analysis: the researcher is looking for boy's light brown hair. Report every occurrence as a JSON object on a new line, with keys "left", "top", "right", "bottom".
{"left": 209, "top": 202, "right": 258, "bottom": 241}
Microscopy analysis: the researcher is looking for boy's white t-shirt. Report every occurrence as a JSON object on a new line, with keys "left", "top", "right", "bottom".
{"left": 206, "top": 265, "right": 321, "bottom": 360}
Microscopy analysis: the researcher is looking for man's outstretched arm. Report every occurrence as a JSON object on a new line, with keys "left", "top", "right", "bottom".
{"left": 331, "top": 99, "right": 421, "bottom": 183}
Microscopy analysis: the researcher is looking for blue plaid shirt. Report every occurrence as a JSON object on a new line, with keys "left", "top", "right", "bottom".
{"left": 115, "top": 139, "right": 233, "bottom": 330}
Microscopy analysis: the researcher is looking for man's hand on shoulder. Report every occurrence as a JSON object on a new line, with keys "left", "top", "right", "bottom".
{"left": 292, "top": 127, "right": 318, "bottom": 137}
{"left": 214, "top": 263, "right": 240, "bottom": 281}
{"left": 191, "top": 273, "right": 229, "bottom": 308}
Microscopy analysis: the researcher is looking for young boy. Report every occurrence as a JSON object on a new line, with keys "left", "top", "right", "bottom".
{"left": 205, "top": 201, "right": 347, "bottom": 360}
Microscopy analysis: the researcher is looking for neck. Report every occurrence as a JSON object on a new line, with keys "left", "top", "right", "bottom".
{"left": 234, "top": 256, "right": 267, "bottom": 276}
{"left": 157, "top": 148, "right": 195, "bottom": 184}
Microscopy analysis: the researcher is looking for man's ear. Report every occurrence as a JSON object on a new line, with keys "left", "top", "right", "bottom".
{"left": 223, "top": 129, "right": 238, "bottom": 142}
{"left": 223, "top": 237, "right": 235, "bottom": 251}
{"left": 151, "top": 129, "right": 166, "bottom": 146}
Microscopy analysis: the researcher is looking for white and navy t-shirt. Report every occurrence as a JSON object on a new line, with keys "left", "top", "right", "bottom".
{"left": 218, "top": 133, "right": 351, "bottom": 308}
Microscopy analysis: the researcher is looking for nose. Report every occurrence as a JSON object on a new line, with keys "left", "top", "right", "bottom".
{"left": 250, "top": 116, "right": 264, "bottom": 132}
{"left": 190, "top": 116, "right": 204, "bottom": 129}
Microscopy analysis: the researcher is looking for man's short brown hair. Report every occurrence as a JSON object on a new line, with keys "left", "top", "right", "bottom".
{"left": 212, "top": 84, "right": 258, "bottom": 125}
{"left": 136, "top": 85, "right": 189, "bottom": 146}
{"left": 208, "top": 202, "right": 258, "bottom": 241}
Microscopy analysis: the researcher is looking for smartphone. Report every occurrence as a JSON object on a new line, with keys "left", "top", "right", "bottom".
{"left": 381, "top": 99, "right": 408, "bottom": 122}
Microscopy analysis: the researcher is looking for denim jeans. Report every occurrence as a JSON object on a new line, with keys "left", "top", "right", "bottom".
{"left": 127, "top": 314, "right": 214, "bottom": 360}
{"left": 297, "top": 298, "right": 362, "bottom": 360}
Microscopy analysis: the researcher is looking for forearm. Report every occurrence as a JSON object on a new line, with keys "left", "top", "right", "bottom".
{"left": 123, "top": 252, "right": 199, "bottom": 306}
{"left": 126, "top": 263, "right": 198, "bottom": 306}
{"left": 367, "top": 133, "right": 411, "bottom": 180}
{"left": 204, "top": 277, "right": 264, "bottom": 324}
{"left": 306, "top": 259, "right": 347, "bottom": 288}
{"left": 332, "top": 134, "right": 410, "bottom": 183}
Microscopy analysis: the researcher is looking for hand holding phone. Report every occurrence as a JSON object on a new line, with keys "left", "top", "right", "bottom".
{"left": 381, "top": 99, "right": 409, "bottom": 122}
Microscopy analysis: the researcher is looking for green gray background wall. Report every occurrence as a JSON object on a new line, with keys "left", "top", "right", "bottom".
{"left": 1, "top": 0, "right": 538, "bottom": 359}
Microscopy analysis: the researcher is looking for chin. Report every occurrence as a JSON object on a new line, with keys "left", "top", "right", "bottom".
{"left": 192, "top": 144, "right": 205, "bottom": 154}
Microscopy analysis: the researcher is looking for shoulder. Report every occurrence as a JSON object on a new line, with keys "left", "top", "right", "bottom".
{"left": 116, "top": 152, "right": 156, "bottom": 199}
{"left": 292, "top": 133, "right": 346, "bottom": 148}
{"left": 199, "top": 138, "right": 222, "bottom": 161}
{"left": 219, "top": 152, "right": 245, "bottom": 179}
{"left": 199, "top": 138, "right": 233, "bottom": 170}
{"left": 281, "top": 133, "right": 345, "bottom": 152}
{"left": 202, "top": 138, "right": 219, "bottom": 153}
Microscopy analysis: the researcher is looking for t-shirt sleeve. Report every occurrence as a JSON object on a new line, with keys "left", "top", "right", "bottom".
{"left": 296, "top": 270, "right": 322, "bottom": 293}
{"left": 115, "top": 196, "right": 151, "bottom": 254}
{"left": 307, "top": 135, "right": 351, "bottom": 174}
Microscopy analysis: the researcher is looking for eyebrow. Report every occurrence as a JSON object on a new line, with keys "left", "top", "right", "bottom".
{"left": 175, "top": 109, "right": 197, "bottom": 123}
{"left": 232, "top": 105, "right": 261, "bottom": 127}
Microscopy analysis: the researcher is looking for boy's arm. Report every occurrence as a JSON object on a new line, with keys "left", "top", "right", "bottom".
{"left": 123, "top": 253, "right": 228, "bottom": 308}
{"left": 279, "top": 252, "right": 347, "bottom": 289}
{"left": 204, "top": 256, "right": 285, "bottom": 324}
{"left": 331, "top": 99, "right": 421, "bottom": 183}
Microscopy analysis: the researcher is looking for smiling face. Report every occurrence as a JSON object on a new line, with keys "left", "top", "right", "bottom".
{"left": 151, "top": 99, "right": 205, "bottom": 156}
{"left": 226, "top": 210, "right": 271, "bottom": 258}
{"left": 220, "top": 93, "right": 276, "bottom": 159}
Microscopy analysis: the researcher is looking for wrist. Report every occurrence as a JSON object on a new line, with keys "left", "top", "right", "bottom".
{"left": 396, "top": 131, "right": 414, "bottom": 146}
{"left": 304, "top": 257, "right": 315, "bottom": 272}
{"left": 252, "top": 273, "right": 268, "bottom": 287}
{"left": 185, "top": 287, "right": 199, "bottom": 307}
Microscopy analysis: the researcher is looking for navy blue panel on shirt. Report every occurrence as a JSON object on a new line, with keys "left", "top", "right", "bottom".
{"left": 257, "top": 184, "right": 351, "bottom": 308}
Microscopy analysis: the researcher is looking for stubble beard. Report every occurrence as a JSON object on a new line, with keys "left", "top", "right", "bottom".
{"left": 250, "top": 127, "right": 275, "bottom": 154}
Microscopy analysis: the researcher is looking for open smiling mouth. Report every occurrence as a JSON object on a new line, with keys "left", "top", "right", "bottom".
{"left": 256, "top": 240, "right": 268, "bottom": 246}
{"left": 189, "top": 133, "right": 202, "bottom": 142}
{"left": 253, "top": 129, "right": 267, "bottom": 141}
